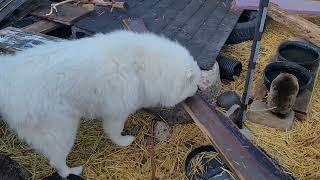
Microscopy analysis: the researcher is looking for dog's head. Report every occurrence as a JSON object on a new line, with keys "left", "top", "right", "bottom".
{"left": 126, "top": 32, "right": 201, "bottom": 108}
{"left": 162, "top": 60, "right": 200, "bottom": 107}
{"left": 156, "top": 47, "right": 201, "bottom": 107}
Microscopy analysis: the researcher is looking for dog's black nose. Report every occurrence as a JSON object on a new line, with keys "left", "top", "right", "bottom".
{"left": 44, "top": 172, "right": 83, "bottom": 180}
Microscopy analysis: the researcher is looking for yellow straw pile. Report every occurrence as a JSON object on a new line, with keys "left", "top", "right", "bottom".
{"left": 0, "top": 18, "right": 319, "bottom": 180}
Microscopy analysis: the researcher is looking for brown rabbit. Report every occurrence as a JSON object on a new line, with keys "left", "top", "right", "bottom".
{"left": 267, "top": 73, "right": 299, "bottom": 116}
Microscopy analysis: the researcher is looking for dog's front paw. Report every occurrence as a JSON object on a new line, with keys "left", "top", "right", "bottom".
{"left": 70, "top": 166, "right": 83, "bottom": 176}
{"left": 114, "top": 135, "right": 135, "bottom": 147}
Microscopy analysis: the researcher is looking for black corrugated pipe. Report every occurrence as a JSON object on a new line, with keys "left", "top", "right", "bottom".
{"left": 216, "top": 55, "right": 242, "bottom": 81}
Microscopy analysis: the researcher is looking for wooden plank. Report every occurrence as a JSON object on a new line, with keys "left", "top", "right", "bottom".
{"left": 73, "top": 7, "right": 126, "bottom": 34}
{"left": 123, "top": 17, "right": 292, "bottom": 180}
{"left": 161, "top": 0, "right": 205, "bottom": 38}
{"left": 173, "top": 0, "right": 220, "bottom": 46}
{"left": 146, "top": 0, "right": 191, "bottom": 33}
{"left": 267, "top": 3, "right": 320, "bottom": 47}
{"left": 31, "top": 0, "right": 92, "bottom": 26}
{"left": 10, "top": 16, "right": 39, "bottom": 28}
{"left": 196, "top": 4, "right": 242, "bottom": 70}
{"left": 72, "top": 0, "right": 157, "bottom": 35}
{"left": 75, "top": 0, "right": 241, "bottom": 70}
{"left": 122, "top": 18, "right": 148, "bottom": 33}
{"left": 140, "top": 0, "right": 175, "bottom": 27}
{"left": 0, "top": 0, "right": 28, "bottom": 22}
{"left": 184, "top": 0, "right": 236, "bottom": 63}
{"left": 234, "top": 0, "right": 320, "bottom": 15}
{"left": 247, "top": 100, "right": 294, "bottom": 130}
{"left": 182, "top": 95, "right": 293, "bottom": 180}
{"left": 22, "top": 20, "right": 62, "bottom": 33}
{"left": 0, "top": 27, "right": 61, "bottom": 52}
{"left": 127, "top": 0, "right": 160, "bottom": 17}
{"left": 123, "top": 0, "right": 143, "bottom": 8}
{"left": 10, "top": 0, "right": 40, "bottom": 21}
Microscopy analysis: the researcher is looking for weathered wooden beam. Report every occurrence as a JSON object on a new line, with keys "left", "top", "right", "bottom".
{"left": 267, "top": 3, "right": 320, "bottom": 47}
{"left": 234, "top": 0, "right": 320, "bottom": 15}
{"left": 122, "top": 17, "right": 292, "bottom": 180}
{"left": 182, "top": 95, "right": 293, "bottom": 180}
{"left": 22, "top": 19, "right": 62, "bottom": 33}
{"left": 31, "top": 0, "right": 92, "bottom": 26}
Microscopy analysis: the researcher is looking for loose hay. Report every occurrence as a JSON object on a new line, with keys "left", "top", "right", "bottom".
{"left": 0, "top": 18, "right": 320, "bottom": 180}
{"left": 0, "top": 112, "right": 208, "bottom": 180}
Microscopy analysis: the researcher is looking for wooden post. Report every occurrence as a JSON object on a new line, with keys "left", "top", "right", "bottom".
{"left": 267, "top": 3, "right": 320, "bottom": 47}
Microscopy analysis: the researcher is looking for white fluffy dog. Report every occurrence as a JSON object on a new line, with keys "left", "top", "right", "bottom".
{"left": 0, "top": 30, "right": 201, "bottom": 177}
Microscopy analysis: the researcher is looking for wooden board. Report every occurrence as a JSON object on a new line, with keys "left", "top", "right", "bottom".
{"left": 31, "top": 0, "right": 92, "bottom": 25}
{"left": 267, "top": 3, "right": 320, "bottom": 47}
{"left": 0, "top": 27, "right": 61, "bottom": 53}
{"left": 22, "top": 19, "right": 62, "bottom": 33}
{"left": 183, "top": 95, "right": 293, "bottom": 180}
{"left": 247, "top": 100, "right": 295, "bottom": 130}
{"left": 10, "top": 16, "right": 39, "bottom": 28}
{"left": 9, "top": 0, "right": 40, "bottom": 21}
{"left": 0, "top": 0, "right": 28, "bottom": 22}
{"left": 122, "top": 17, "right": 292, "bottom": 180}
{"left": 72, "top": 7, "right": 127, "bottom": 35}
{"left": 73, "top": 0, "right": 242, "bottom": 70}
{"left": 122, "top": 18, "right": 148, "bottom": 33}
{"left": 234, "top": 0, "right": 320, "bottom": 15}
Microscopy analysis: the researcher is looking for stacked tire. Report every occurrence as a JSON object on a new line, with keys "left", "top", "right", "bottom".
{"left": 226, "top": 10, "right": 261, "bottom": 44}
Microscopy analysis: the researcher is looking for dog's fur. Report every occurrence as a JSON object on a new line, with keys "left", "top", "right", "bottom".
{"left": 0, "top": 31, "right": 201, "bottom": 177}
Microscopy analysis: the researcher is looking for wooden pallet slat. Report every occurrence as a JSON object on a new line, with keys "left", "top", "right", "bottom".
{"left": 11, "top": 0, "right": 40, "bottom": 21}
{"left": 161, "top": 0, "right": 204, "bottom": 38}
{"left": 147, "top": 0, "right": 191, "bottom": 33}
{"left": 73, "top": 7, "right": 126, "bottom": 35}
{"left": 31, "top": 0, "right": 92, "bottom": 26}
{"left": 0, "top": 0, "right": 28, "bottom": 22}
{"left": 183, "top": 0, "right": 228, "bottom": 57}
{"left": 173, "top": 0, "right": 220, "bottom": 46}
{"left": 22, "top": 19, "right": 62, "bottom": 33}
{"left": 74, "top": 0, "right": 241, "bottom": 70}
{"left": 140, "top": 0, "right": 175, "bottom": 26}
{"left": 196, "top": 5, "right": 242, "bottom": 70}
{"left": 127, "top": 0, "right": 161, "bottom": 17}
{"left": 234, "top": 0, "right": 320, "bottom": 15}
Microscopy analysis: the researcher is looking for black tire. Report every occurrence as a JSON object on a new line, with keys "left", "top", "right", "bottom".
{"left": 185, "top": 145, "right": 233, "bottom": 180}
{"left": 226, "top": 10, "right": 259, "bottom": 44}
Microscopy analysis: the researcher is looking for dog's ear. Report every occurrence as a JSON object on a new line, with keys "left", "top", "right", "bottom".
{"left": 186, "top": 66, "right": 194, "bottom": 82}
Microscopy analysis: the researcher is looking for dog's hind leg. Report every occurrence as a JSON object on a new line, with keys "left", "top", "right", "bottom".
{"left": 17, "top": 113, "right": 82, "bottom": 178}
{"left": 102, "top": 114, "right": 135, "bottom": 147}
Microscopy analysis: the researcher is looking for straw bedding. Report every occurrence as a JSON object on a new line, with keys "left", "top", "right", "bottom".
{"left": 0, "top": 18, "right": 319, "bottom": 180}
